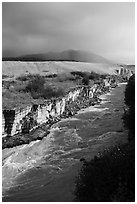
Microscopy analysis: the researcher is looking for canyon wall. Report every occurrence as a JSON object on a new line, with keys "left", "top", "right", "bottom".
{"left": 115, "top": 67, "right": 134, "bottom": 80}
{"left": 2, "top": 69, "right": 133, "bottom": 138}
{"left": 2, "top": 80, "right": 110, "bottom": 137}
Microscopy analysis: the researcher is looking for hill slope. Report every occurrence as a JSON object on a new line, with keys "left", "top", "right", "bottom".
{"left": 2, "top": 61, "right": 120, "bottom": 77}
{"left": 3, "top": 50, "right": 114, "bottom": 64}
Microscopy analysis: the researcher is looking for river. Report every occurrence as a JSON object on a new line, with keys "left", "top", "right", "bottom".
{"left": 2, "top": 83, "right": 128, "bottom": 202}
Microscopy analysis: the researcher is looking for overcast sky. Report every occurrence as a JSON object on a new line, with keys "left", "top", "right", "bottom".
{"left": 2, "top": 2, "right": 135, "bottom": 64}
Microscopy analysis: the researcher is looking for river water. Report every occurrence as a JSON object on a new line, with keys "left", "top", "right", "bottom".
{"left": 2, "top": 83, "right": 128, "bottom": 202}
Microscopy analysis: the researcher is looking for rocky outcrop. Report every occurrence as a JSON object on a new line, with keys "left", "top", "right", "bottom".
{"left": 2, "top": 70, "right": 133, "bottom": 149}
{"left": 115, "top": 67, "right": 133, "bottom": 80}
{"left": 2, "top": 77, "right": 117, "bottom": 140}
{"left": 2, "top": 86, "right": 90, "bottom": 137}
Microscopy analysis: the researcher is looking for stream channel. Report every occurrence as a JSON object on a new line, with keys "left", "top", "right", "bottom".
{"left": 2, "top": 83, "right": 128, "bottom": 202}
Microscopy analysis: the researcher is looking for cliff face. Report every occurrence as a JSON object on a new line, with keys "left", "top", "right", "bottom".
{"left": 115, "top": 67, "right": 134, "bottom": 80}
{"left": 2, "top": 83, "right": 107, "bottom": 138}
{"left": 2, "top": 68, "right": 133, "bottom": 138}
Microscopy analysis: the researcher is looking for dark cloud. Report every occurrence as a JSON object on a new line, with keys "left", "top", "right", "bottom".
{"left": 2, "top": 2, "right": 135, "bottom": 63}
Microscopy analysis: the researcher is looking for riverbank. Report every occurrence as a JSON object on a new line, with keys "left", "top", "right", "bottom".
{"left": 2, "top": 83, "right": 128, "bottom": 201}
{"left": 2, "top": 83, "right": 107, "bottom": 149}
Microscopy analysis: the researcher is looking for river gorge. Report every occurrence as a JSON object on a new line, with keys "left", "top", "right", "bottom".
{"left": 2, "top": 82, "right": 128, "bottom": 201}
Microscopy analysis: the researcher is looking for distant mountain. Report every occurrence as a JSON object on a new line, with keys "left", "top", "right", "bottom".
{"left": 2, "top": 49, "right": 114, "bottom": 64}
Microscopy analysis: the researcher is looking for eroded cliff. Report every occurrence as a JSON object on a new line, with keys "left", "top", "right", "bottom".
{"left": 2, "top": 69, "right": 133, "bottom": 148}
